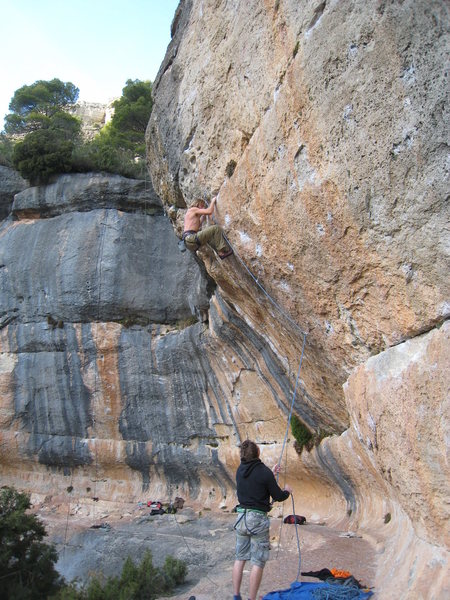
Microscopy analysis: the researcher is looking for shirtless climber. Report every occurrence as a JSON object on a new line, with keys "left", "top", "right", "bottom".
{"left": 182, "top": 197, "right": 233, "bottom": 259}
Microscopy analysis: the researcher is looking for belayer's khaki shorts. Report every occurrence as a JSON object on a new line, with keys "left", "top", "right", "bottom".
{"left": 234, "top": 510, "right": 270, "bottom": 568}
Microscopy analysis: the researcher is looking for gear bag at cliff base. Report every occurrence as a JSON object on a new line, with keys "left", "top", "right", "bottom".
{"left": 147, "top": 500, "right": 165, "bottom": 515}
{"left": 283, "top": 514, "right": 306, "bottom": 525}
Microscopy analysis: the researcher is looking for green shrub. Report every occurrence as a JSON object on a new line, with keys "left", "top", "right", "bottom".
{"left": 54, "top": 550, "right": 187, "bottom": 600}
{"left": 0, "top": 486, "right": 63, "bottom": 599}
{"left": 290, "top": 415, "right": 334, "bottom": 454}
{"left": 71, "top": 135, "right": 146, "bottom": 180}
{"left": 290, "top": 414, "right": 313, "bottom": 451}
{"left": 163, "top": 554, "right": 188, "bottom": 587}
{"left": 12, "top": 128, "right": 75, "bottom": 184}
{"left": 0, "top": 133, "right": 14, "bottom": 167}
{"left": 51, "top": 582, "right": 84, "bottom": 599}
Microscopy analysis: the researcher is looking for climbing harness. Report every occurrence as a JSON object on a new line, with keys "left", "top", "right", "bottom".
{"left": 182, "top": 229, "right": 201, "bottom": 250}
{"left": 234, "top": 507, "right": 268, "bottom": 535}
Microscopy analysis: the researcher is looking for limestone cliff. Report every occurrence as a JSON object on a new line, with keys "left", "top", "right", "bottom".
{"left": 0, "top": 1, "right": 448, "bottom": 598}
{"left": 0, "top": 165, "right": 28, "bottom": 221}
{"left": 146, "top": 1, "right": 449, "bottom": 598}
{"left": 69, "top": 101, "right": 114, "bottom": 140}
{"left": 0, "top": 173, "right": 231, "bottom": 494}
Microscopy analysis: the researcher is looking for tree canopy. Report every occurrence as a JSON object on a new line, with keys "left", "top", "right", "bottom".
{"left": 5, "top": 78, "right": 79, "bottom": 135}
{"left": 99, "top": 79, "right": 153, "bottom": 156}
{"left": 13, "top": 128, "right": 77, "bottom": 185}
{"left": 111, "top": 79, "right": 153, "bottom": 136}
{"left": 0, "top": 486, "right": 62, "bottom": 599}
{"left": 4, "top": 78, "right": 81, "bottom": 184}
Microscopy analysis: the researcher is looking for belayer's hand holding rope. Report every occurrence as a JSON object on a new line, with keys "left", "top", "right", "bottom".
{"left": 272, "top": 463, "right": 282, "bottom": 477}
{"left": 272, "top": 463, "right": 293, "bottom": 492}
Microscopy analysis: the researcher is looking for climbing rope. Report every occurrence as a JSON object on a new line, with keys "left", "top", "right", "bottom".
{"left": 290, "top": 494, "right": 302, "bottom": 583}
{"left": 311, "top": 581, "right": 365, "bottom": 599}
{"left": 201, "top": 196, "right": 309, "bottom": 464}
{"left": 277, "top": 333, "right": 307, "bottom": 469}
{"left": 200, "top": 195, "right": 309, "bottom": 585}
{"left": 271, "top": 334, "right": 306, "bottom": 585}
{"left": 213, "top": 199, "right": 308, "bottom": 463}
{"left": 164, "top": 194, "right": 310, "bottom": 592}
{"left": 171, "top": 511, "right": 218, "bottom": 587}
{"left": 225, "top": 232, "right": 307, "bottom": 339}
{"left": 275, "top": 338, "right": 306, "bottom": 588}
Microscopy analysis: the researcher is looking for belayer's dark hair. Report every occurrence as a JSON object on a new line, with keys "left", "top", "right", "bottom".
{"left": 240, "top": 439, "right": 259, "bottom": 462}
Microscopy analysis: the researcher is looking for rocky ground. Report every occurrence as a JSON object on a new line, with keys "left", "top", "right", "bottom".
{"left": 39, "top": 503, "right": 376, "bottom": 599}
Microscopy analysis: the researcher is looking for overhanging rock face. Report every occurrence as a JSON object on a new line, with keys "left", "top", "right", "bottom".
{"left": 146, "top": 1, "right": 449, "bottom": 597}
{"left": 147, "top": 0, "right": 448, "bottom": 408}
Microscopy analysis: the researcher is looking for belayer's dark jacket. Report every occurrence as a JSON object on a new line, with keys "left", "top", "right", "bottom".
{"left": 236, "top": 458, "right": 290, "bottom": 513}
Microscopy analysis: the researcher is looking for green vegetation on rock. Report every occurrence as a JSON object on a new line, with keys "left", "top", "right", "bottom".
{"left": 71, "top": 79, "right": 153, "bottom": 179}
{"left": 290, "top": 414, "right": 313, "bottom": 451}
{"left": 52, "top": 550, "right": 187, "bottom": 600}
{"left": 3, "top": 78, "right": 153, "bottom": 183}
{"left": 290, "top": 414, "right": 333, "bottom": 453}
{"left": 0, "top": 486, "right": 62, "bottom": 599}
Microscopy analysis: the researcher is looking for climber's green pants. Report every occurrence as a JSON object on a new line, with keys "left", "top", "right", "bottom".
{"left": 184, "top": 225, "right": 230, "bottom": 254}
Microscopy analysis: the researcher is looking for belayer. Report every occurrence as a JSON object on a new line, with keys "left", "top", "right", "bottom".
{"left": 182, "top": 197, "right": 233, "bottom": 259}
{"left": 233, "top": 439, "right": 292, "bottom": 600}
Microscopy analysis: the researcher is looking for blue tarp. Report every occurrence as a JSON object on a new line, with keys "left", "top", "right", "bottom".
{"left": 262, "top": 581, "right": 374, "bottom": 600}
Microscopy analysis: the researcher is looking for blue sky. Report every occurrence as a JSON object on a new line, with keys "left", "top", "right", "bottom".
{"left": 1, "top": 0, "right": 180, "bottom": 129}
